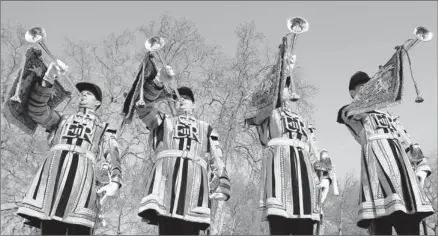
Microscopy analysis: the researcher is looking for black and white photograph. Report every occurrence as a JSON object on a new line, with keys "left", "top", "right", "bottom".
{"left": 1, "top": 1, "right": 437, "bottom": 235}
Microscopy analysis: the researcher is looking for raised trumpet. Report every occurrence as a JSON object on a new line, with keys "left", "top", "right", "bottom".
{"left": 25, "top": 27, "right": 80, "bottom": 96}
{"left": 136, "top": 36, "right": 180, "bottom": 108}
{"left": 284, "top": 17, "right": 309, "bottom": 102}
{"left": 398, "top": 26, "right": 433, "bottom": 103}
{"left": 145, "top": 36, "right": 181, "bottom": 100}
{"left": 95, "top": 162, "right": 111, "bottom": 228}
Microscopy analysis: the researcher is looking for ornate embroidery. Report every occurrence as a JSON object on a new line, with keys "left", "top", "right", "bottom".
{"left": 372, "top": 113, "right": 396, "bottom": 132}
{"left": 281, "top": 111, "right": 304, "bottom": 134}
{"left": 174, "top": 116, "right": 200, "bottom": 143}
{"left": 63, "top": 115, "right": 95, "bottom": 142}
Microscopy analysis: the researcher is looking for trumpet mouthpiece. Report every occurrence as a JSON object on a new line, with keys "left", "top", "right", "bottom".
{"left": 290, "top": 93, "right": 300, "bottom": 101}
{"left": 415, "top": 96, "right": 424, "bottom": 103}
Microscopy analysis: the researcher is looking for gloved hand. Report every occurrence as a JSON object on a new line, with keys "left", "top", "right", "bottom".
{"left": 318, "top": 178, "right": 330, "bottom": 204}
{"left": 97, "top": 182, "right": 120, "bottom": 204}
{"left": 284, "top": 52, "right": 296, "bottom": 72}
{"left": 155, "top": 65, "right": 175, "bottom": 85}
{"left": 416, "top": 170, "right": 427, "bottom": 189}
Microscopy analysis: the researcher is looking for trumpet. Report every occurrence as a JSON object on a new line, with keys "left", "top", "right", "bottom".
{"left": 136, "top": 36, "right": 180, "bottom": 108}
{"left": 284, "top": 17, "right": 309, "bottom": 102}
{"left": 397, "top": 26, "right": 433, "bottom": 103}
{"left": 95, "top": 162, "right": 111, "bottom": 228}
{"left": 24, "top": 27, "right": 80, "bottom": 96}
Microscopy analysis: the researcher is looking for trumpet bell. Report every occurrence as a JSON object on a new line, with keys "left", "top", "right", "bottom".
{"left": 287, "top": 17, "right": 309, "bottom": 34}
{"left": 145, "top": 36, "right": 166, "bottom": 52}
{"left": 25, "top": 27, "right": 47, "bottom": 44}
{"left": 414, "top": 26, "right": 433, "bottom": 42}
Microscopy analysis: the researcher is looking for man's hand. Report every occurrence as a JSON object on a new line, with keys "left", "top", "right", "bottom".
{"left": 97, "top": 182, "right": 120, "bottom": 204}
{"left": 39, "top": 62, "right": 60, "bottom": 85}
{"left": 29, "top": 65, "right": 44, "bottom": 77}
{"left": 209, "top": 192, "right": 227, "bottom": 201}
{"left": 416, "top": 170, "right": 427, "bottom": 188}
{"left": 284, "top": 52, "right": 296, "bottom": 73}
{"left": 155, "top": 65, "right": 175, "bottom": 85}
{"left": 55, "top": 59, "right": 68, "bottom": 74}
{"left": 318, "top": 178, "right": 330, "bottom": 204}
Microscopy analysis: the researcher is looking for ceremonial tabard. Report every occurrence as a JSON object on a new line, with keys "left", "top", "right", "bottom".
{"left": 337, "top": 107, "right": 434, "bottom": 228}
{"left": 257, "top": 105, "right": 331, "bottom": 222}
{"left": 16, "top": 80, "right": 122, "bottom": 229}
{"left": 134, "top": 72, "right": 231, "bottom": 231}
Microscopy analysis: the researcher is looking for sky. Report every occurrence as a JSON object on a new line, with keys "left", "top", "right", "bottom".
{"left": 1, "top": 1, "right": 437, "bottom": 181}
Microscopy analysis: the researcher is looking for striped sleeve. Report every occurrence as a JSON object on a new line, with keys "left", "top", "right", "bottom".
{"left": 336, "top": 105, "right": 364, "bottom": 142}
{"left": 27, "top": 81, "right": 61, "bottom": 131}
{"left": 337, "top": 104, "right": 369, "bottom": 124}
{"left": 207, "top": 126, "right": 231, "bottom": 200}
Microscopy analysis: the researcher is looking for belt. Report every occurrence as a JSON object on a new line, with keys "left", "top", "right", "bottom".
{"left": 50, "top": 144, "right": 96, "bottom": 163}
{"left": 267, "top": 137, "right": 310, "bottom": 152}
{"left": 154, "top": 150, "right": 207, "bottom": 169}
{"left": 368, "top": 133, "right": 399, "bottom": 141}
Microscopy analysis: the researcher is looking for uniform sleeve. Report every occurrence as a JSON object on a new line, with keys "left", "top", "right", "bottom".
{"left": 136, "top": 78, "right": 166, "bottom": 130}
{"left": 255, "top": 117, "right": 270, "bottom": 147}
{"left": 393, "top": 117, "right": 431, "bottom": 177}
{"left": 336, "top": 105, "right": 364, "bottom": 143}
{"left": 102, "top": 128, "right": 123, "bottom": 187}
{"left": 307, "top": 123, "right": 320, "bottom": 166}
{"left": 207, "top": 126, "right": 231, "bottom": 200}
{"left": 337, "top": 104, "right": 368, "bottom": 124}
{"left": 27, "top": 80, "right": 61, "bottom": 132}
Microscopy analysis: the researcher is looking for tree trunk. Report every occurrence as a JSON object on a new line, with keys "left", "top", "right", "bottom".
{"left": 210, "top": 201, "right": 225, "bottom": 235}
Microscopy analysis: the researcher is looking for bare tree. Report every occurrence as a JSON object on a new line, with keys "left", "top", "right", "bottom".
{"left": 1, "top": 21, "right": 46, "bottom": 235}
{"left": 422, "top": 152, "right": 437, "bottom": 235}
{"left": 2, "top": 17, "right": 321, "bottom": 235}
{"left": 322, "top": 172, "right": 367, "bottom": 235}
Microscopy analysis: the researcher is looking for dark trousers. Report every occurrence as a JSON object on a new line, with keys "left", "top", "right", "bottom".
{"left": 368, "top": 211, "right": 421, "bottom": 235}
{"left": 158, "top": 216, "right": 202, "bottom": 235}
{"left": 268, "top": 215, "right": 315, "bottom": 235}
{"left": 41, "top": 220, "right": 92, "bottom": 235}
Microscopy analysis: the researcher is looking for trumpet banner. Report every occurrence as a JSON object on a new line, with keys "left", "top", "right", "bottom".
{"left": 347, "top": 47, "right": 404, "bottom": 116}
{"left": 2, "top": 47, "right": 71, "bottom": 135}
{"left": 121, "top": 52, "right": 158, "bottom": 126}
{"left": 244, "top": 37, "right": 288, "bottom": 126}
